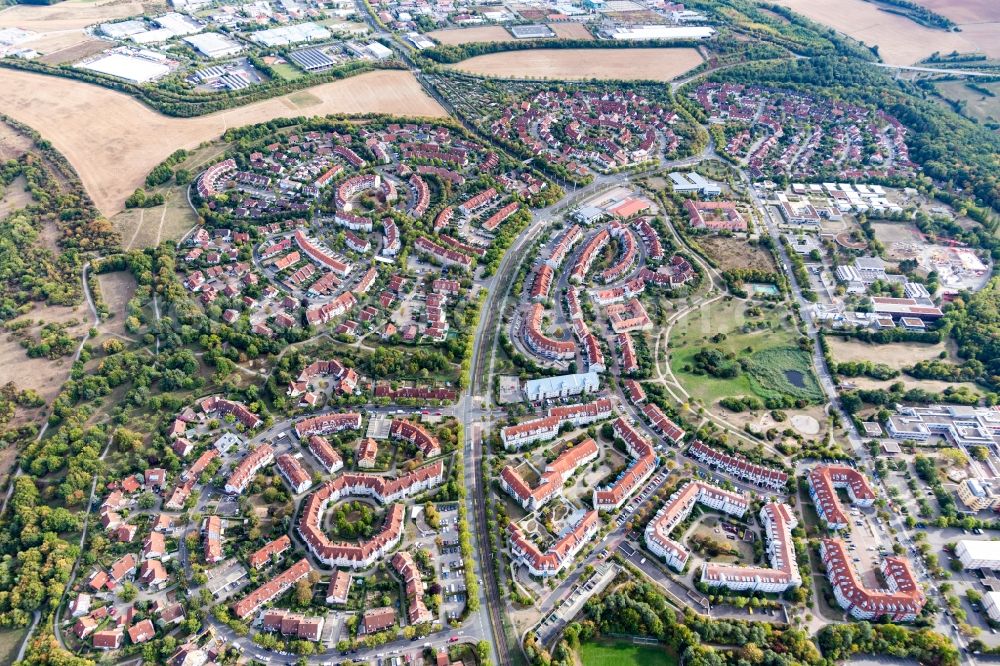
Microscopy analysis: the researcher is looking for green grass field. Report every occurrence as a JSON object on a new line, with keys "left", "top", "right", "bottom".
{"left": 270, "top": 63, "right": 304, "bottom": 81}
{"left": 579, "top": 640, "right": 678, "bottom": 666}
{"left": 0, "top": 628, "right": 27, "bottom": 665}
{"left": 668, "top": 298, "right": 821, "bottom": 406}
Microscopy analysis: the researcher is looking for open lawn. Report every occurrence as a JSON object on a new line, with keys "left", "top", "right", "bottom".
{"left": 0, "top": 68, "right": 446, "bottom": 217}
{"left": 668, "top": 298, "right": 820, "bottom": 406}
{"left": 772, "top": 0, "right": 996, "bottom": 64}
{"left": 0, "top": 627, "right": 27, "bottom": 666}
{"left": 934, "top": 80, "right": 1000, "bottom": 127}
{"left": 445, "top": 48, "right": 703, "bottom": 82}
{"left": 579, "top": 640, "right": 678, "bottom": 666}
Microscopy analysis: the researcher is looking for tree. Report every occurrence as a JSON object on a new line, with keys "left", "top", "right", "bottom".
{"left": 294, "top": 578, "right": 312, "bottom": 606}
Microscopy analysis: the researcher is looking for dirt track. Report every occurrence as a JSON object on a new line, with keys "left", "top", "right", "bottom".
{"left": 0, "top": 68, "right": 446, "bottom": 216}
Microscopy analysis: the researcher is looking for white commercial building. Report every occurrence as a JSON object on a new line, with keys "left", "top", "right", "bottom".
{"left": 77, "top": 52, "right": 172, "bottom": 84}
{"left": 601, "top": 25, "right": 715, "bottom": 40}
{"left": 524, "top": 372, "right": 600, "bottom": 402}
{"left": 252, "top": 22, "right": 331, "bottom": 47}
{"left": 984, "top": 591, "right": 1000, "bottom": 622}
{"left": 956, "top": 540, "right": 1000, "bottom": 570}
{"left": 183, "top": 32, "right": 243, "bottom": 58}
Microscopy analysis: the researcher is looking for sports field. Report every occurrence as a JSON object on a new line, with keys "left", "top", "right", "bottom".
{"left": 0, "top": 68, "right": 446, "bottom": 216}
{"left": 446, "top": 48, "right": 702, "bottom": 82}
{"left": 579, "top": 640, "right": 678, "bottom": 666}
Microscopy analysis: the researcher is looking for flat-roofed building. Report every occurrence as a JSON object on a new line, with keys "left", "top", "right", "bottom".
{"left": 957, "top": 540, "right": 1000, "bottom": 570}
{"left": 523, "top": 372, "right": 599, "bottom": 402}
{"left": 958, "top": 478, "right": 1000, "bottom": 512}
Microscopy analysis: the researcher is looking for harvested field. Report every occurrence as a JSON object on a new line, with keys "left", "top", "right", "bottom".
{"left": 826, "top": 336, "right": 957, "bottom": 370}
{"left": 445, "top": 47, "right": 703, "bottom": 81}
{"left": 550, "top": 22, "right": 593, "bottom": 40}
{"left": 427, "top": 26, "right": 513, "bottom": 44}
{"left": 695, "top": 235, "right": 776, "bottom": 272}
{"left": 36, "top": 38, "right": 109, "bottom": 66}
{"left": 917, "top": 0, "right": 1000, "bottom": 25}
{"left": 0, "top": 0, "right": 145, "bottom": 57}
{"left": 772, "top": 0, "right": 992, "bottom": 64}
{"left": 96, "top": 271, "right": 138, "bottom": 337}
{"left": 0, "top": 68, "right": 446, "bottom": 217}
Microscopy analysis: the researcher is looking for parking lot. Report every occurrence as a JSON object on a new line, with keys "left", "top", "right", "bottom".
{"left": 206, "top": 559, "right": 248, "bottom": 599}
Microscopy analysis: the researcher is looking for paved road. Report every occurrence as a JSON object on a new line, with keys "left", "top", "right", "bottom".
{"left": 749, "top": 180, "right": 979, "bottom": 665}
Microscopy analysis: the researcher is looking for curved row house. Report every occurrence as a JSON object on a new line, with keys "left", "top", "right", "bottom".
{"left": 276, "top": 453, "right": 312, "bottom": 494}
{"left": 382, "top": 218, "right": 401, "bottom": 257}
{"left": 530, "top": 264, "right": 554, "bottom": 302}
{"left": 569, "top": 228, "right": 610, "bottom": 284}
{"left": 293, "top": 412, "right": 363, "bottom": 439}
{"left": 294, "top": 229, "right": 351, "bottom": 277}
{"left": 500, "top": 438, "right": 599, "bottom": 511}
{"left": 287, "top": 359, "right": 360, "bottom": 402}
{"left": 522, "top": 303, "right": 575, "bottom": 361}
{"left": 199, "top": 396, "right": 262, "bottom": 430}
{"left": 389, "top": 419, "right": 442, "bottom": 458}
{"left": 808, "top": 464, "right": 876, "bottom": 530}
{"left": 644, "top": 481, "right": 748, "bottom": 571}
{"left": 433, "top": 206, "right": 454, "bottom": 232}
{"left": 337, "top": 173, "right": 380, "bottom": 211}
{"left": 820, "top": 539, "right": 925, "bottom": 621}
{"left": 593, "top": 417, "right": 657, "bottom": 511}
{"left": 224, "top": 444, "right": 275, "bottom": 495}
{"left": 233, "top": 558, "right": 312, "bottom": 619}
{"left": 547, "top": 225, "right": 583, "bottom": 269}
{"left": 508, "top": 510, "right": 600, "bottom": 577}
{"left": 391, "top": 551, "right": 434, "bottom": 626}
{"left": 197, "top": 158, "right": 236, "bottom": 198}
{"left": 599, "top": 226, "right": 637, "bottom": 284}
{"left": 298, "top": 462, "right": 444, "bottom": 567}
{"left": 500, "top": 398, "right": 613, "bottom": 449}
{"left": 307, "top": 435, "right": 344, "bottom": 474}
{"left": 303, "top": 500, "right": 404, "bottom": 569}
{"left": 702, "top": 502, "right": 801, "bottom": 593}
{"left": 687, "top": 440, "right": 788, "bottom": 491}
{"left": 410, "top": 175, "right": 430, "bottom": 217}
{"left": 635, "top": 218, "right": 663, "bottom": 260}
